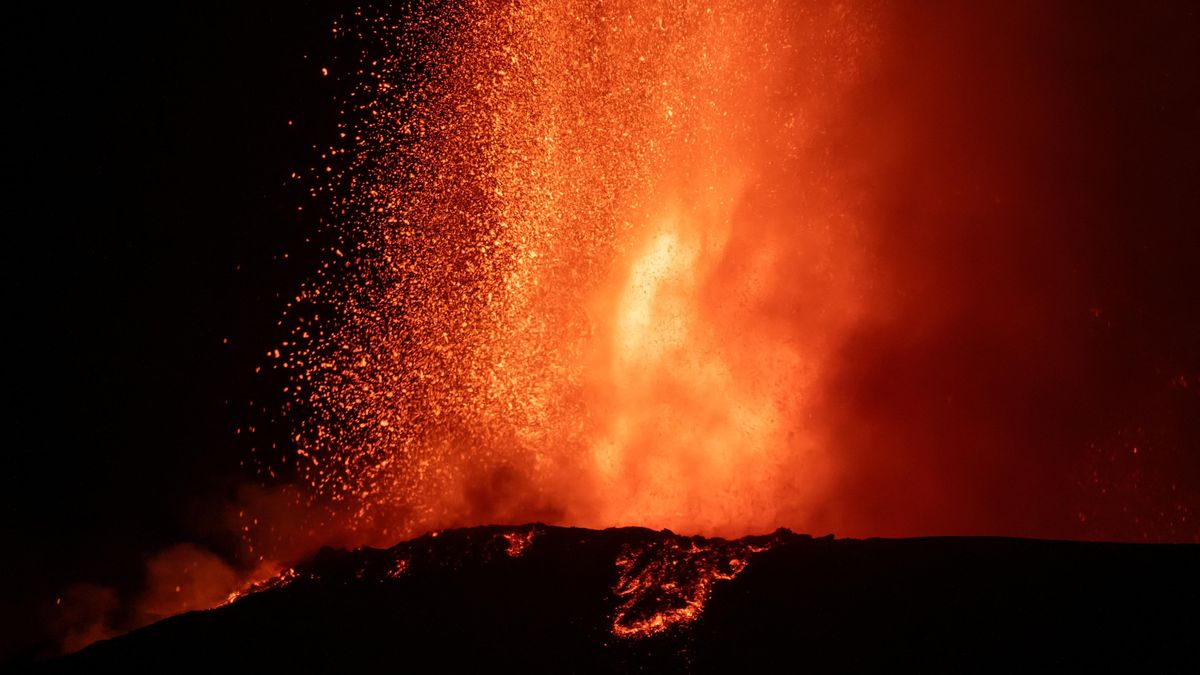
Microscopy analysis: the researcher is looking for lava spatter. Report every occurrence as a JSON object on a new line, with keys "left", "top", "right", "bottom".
{"left": 277, "top": 0, "right": 876, "bottom": 546}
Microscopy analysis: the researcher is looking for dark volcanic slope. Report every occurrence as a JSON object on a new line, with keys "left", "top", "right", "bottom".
{"left": 42, "top": 526, "right": 1199, "bottom": 673}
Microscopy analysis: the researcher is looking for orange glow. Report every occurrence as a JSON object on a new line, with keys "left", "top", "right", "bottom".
{"left": 218, "top": 567, "right": 299, "bottom": 608}
{"left": 274, "top": 0, "right": 877, "bottom": 546}
{"left": 47, "top": 1, "right": 1200, "bottom": 658}
{"left": 611, "top": 535, "right": 771, "bottom": 638}
{"left": 501, "top": 527, "right": 539, "bottom": 558}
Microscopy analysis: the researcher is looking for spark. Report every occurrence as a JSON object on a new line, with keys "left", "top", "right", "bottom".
{"left": 277, "top": 0, "right": 875, "bottom": 541}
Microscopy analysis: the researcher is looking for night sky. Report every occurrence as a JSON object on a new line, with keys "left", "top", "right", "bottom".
{"left": 3, "top": 0, "right": 1198, "bottom": 664}
{"left": 3, "top": 3, "right": 339, "bottom": 660}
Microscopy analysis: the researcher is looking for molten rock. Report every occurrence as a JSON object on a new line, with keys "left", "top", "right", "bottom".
{"left": 46, "top": 525, "right": 1199, "bottom": 672}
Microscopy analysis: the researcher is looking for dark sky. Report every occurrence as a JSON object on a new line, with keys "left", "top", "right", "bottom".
{"left": 1, "top": 0, "right": 1198, "bottom": 664}
{"left": 1, "top": 2, "right": 341, "bottom": 660}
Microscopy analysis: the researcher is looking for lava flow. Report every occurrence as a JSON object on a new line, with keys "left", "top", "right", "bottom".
{"left": 612, "top": 534, "right": 773, "bottom": 638}
{"left": 54, "top": 525, "right": 1200, "bottom": 671}
{"left": 210, "top": 525, "right": 781, "bottom": 642}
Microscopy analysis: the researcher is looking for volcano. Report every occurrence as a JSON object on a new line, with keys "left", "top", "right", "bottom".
{"left": 41, "top": 525, "right": 1199, "bottom": 672}
{"left": 9, "top": 1, "right": 1200, "bottom": 670}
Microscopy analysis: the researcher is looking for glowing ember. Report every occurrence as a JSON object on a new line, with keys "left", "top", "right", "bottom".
{"left": 387, "top": 559, "right": 410, "bottom": 579}
{"left": 501, "top": 527, "right": 539, "bottom": 558}
{"left": 270, "top": 0, "right": 875, "bottom": 546}
{"left": 217, "top": 567, "right": 299, "bottom": 608}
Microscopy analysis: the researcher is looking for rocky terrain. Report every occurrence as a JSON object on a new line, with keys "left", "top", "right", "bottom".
{"left": 39, "top": 524, "right": 1200, "bottom": 672}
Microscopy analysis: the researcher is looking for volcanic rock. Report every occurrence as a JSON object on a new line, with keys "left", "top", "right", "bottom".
{"left": 39, "top": 525, "right": 1200, "bottom": 672}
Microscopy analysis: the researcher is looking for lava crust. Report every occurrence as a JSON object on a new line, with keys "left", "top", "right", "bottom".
{"left": 42, "top": 525, "right": 1200, "bottom": 672}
